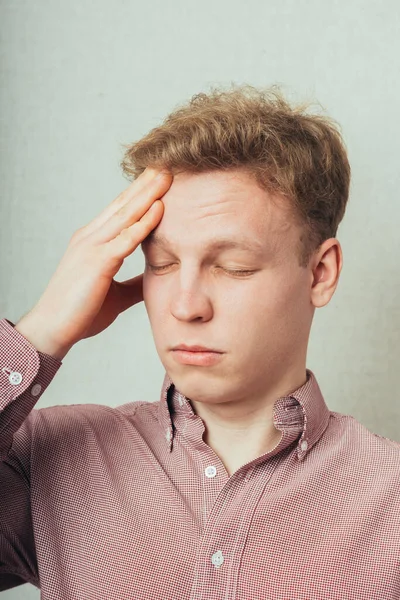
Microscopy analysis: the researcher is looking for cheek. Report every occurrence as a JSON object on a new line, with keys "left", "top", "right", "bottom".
{"left": 142, "top": 272, "right": 151, "bottom": 300}
{"left": 142, "top": 275, "right": 158, "bottom": 315}
{"left": 220, "top": 279, "right": 274, "bottom": 314}
{"left": 143, "top": 272, "right": 162, "bottom": 299}
{"left": 142, "top": 276, "right": 170, "bottom": 321}
{"left": 222, "top": 276, "right": 300, "bottom": 331}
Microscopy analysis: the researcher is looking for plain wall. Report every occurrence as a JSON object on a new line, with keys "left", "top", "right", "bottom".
{"left": 1, "top": 0, "right": 400, "bottom": 597}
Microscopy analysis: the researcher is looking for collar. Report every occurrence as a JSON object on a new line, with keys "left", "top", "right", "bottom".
{"left": 157, "top": 368, "right": 331, "bottom": 462}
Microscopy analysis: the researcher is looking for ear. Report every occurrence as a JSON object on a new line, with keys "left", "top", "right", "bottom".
{"left": 310, "top": 239, "right": 343, "bottom": 308}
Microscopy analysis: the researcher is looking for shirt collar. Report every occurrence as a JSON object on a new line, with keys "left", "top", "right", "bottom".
{"left": 157, "top": 368, "right": 331, "bottom": 462}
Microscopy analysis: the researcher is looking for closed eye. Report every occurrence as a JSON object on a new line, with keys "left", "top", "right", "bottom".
{"left": 220, "top": 268, "right": 255, "bottom": 277}
{"left": 146, "top": 264, "right": 256, "bottom": 277}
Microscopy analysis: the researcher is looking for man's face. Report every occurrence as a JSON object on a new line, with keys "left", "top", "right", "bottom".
{"left": 141, "top": 169, "right": 315, "bottom": 406}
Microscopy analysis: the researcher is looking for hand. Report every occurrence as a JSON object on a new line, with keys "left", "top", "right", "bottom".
{"left": 15, "top": 168, "right": 172, "bottom": 359}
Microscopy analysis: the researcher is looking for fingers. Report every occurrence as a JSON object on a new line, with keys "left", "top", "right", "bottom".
{"left": 78, "top": 167, "right": 165, "bottom": 241}
{"left": 88, "top": 171, "right": 172, "bottom": 245}
{"left": 105, "top": 199, "right": 165, "bottom": 260}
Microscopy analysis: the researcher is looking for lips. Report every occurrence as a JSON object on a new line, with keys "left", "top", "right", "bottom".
{"left": 171, "top": 347, "right": 224, "bottom": 366}
{"left": 172, "top": 344, "right": 222, "bottom": 353}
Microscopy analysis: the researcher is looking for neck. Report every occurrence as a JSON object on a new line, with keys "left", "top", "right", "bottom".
{"left": 189, "top": 367, "right": 308, "bottom": 477}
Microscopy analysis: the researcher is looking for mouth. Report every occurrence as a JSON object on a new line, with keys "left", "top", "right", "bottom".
{"left": 172, "top": 344, "right": 223, "bottom": 353}
{"left": 171, "top": 348, "right": 225, "bottom": 366}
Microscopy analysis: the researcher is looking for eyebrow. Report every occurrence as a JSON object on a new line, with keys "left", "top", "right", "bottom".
{"left": 141, "top": 232, "right": 266, "bottom": 255}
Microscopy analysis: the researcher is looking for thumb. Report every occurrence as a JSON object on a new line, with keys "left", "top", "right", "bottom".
{"left": 114, "top": 273, "right": 144, "bottom": 313}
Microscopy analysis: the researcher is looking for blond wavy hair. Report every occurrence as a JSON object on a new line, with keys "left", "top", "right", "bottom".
{"left": 120, "top": 85, "right": 350, "bottom": 268}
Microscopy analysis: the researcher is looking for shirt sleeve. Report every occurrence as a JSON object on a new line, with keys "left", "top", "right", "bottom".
{"left": 0, "top": 317, "right": 63, "bottom": 590}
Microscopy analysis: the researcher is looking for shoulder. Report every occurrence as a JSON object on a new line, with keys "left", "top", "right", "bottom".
{"left": 19, "top": 400, "right": 160, "bottom": 451}
{"left": 328, "top": 410, "right": 400, "bottom": 469}
{"left": 31, "top": 398, "right": 159, "bottom": 422}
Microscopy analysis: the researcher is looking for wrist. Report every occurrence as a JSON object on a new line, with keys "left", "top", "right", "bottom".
{"left": 14, "top": 312, "right": 72, "bottom": 361}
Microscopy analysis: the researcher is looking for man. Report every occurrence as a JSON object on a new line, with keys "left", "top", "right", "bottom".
{"left": 1, "top": 85, "right": 399, "bottom": 599}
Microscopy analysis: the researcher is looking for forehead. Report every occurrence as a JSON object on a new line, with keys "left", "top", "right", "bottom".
{"left": 141, "top": 169, "right": 294, "bottom": 253}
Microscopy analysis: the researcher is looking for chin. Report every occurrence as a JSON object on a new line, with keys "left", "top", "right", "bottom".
{"left": 166, "top": 366, "right": 231, "bottom": 402}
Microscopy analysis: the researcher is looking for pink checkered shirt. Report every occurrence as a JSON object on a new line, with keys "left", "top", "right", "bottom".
{"left": 1, "top": 316, "right": 400, "bottom": 599}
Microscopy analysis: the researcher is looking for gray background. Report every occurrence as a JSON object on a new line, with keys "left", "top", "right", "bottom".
{"left": 1, "top": 0, "right": 399, "bottom": 597}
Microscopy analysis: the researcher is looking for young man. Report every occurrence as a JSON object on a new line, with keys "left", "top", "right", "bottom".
{"left": 1, "top": 86, "right": 399, "bottom": 599}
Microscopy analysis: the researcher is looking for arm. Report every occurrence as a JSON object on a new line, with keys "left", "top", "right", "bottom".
{"left": 0, "top": 167, "right": 171, "bottom": 590}
{"left": 0, "top": 318, "right": 62, "bottom": 590}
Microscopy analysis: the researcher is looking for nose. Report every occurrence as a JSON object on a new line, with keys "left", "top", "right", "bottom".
{"left": 170, "top": 280, "right": 213, "bottom": 323}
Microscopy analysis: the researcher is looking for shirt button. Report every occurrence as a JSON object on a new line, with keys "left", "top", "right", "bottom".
{"left": 211, "top": 550, "right": 224, "bottom": 568}
{"left": 301, "top": 440, "right": 308, "bottom": 451}
{"left": 205, "top": 465, "right": 217, "bottom": 478}
{"left": 9, "top": 371, "right": 23, "bottom": 385}
{"left": 31, "top": 384, "right": 42, "bottom": 397}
